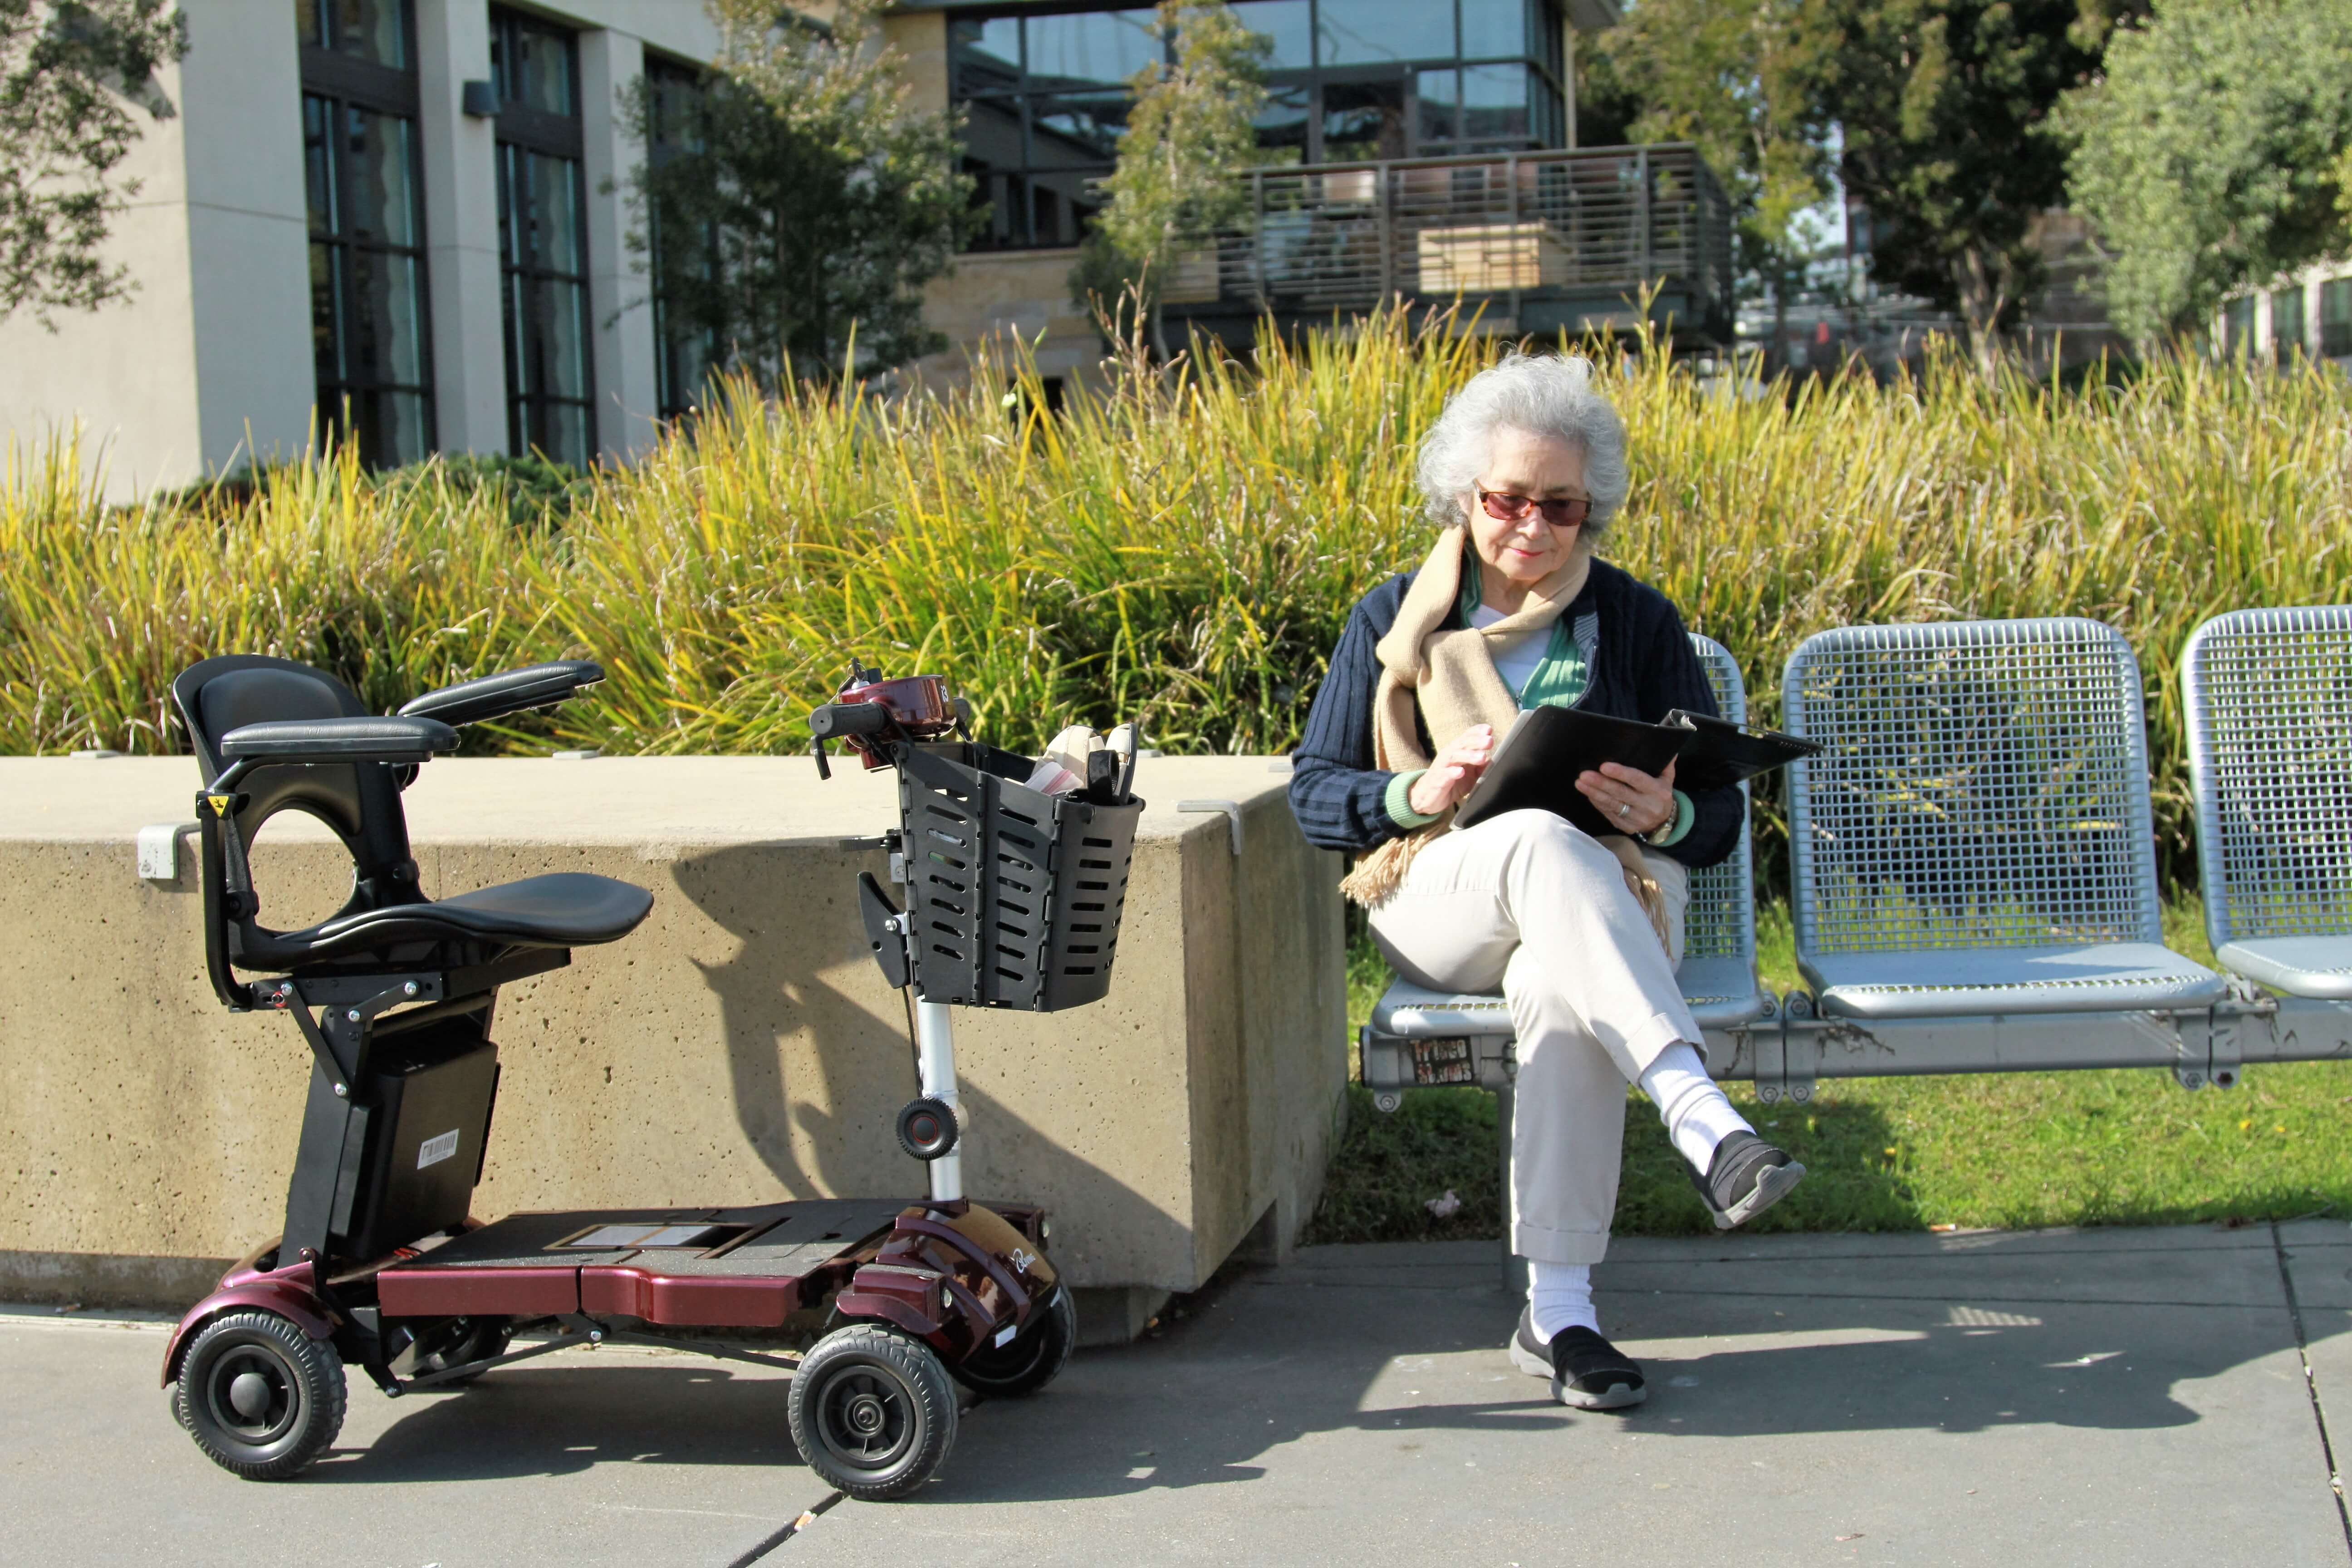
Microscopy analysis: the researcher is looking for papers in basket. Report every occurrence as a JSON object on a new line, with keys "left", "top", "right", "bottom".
{"left": 1023, "top": 721, "right": 1142, "bottom": 802}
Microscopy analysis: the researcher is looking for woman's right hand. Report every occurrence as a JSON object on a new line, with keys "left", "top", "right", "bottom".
{"left": 1407, "top": 724, "right": 1496, "bottom": 817}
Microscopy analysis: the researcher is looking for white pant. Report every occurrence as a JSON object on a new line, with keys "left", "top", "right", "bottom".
{"left": 1368, "top": 809, "right": 1698, "bottom": 1265}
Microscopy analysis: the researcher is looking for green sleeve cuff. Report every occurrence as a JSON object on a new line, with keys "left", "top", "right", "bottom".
{"left": 1385, "top": 769, "right": 1442, "bottom": 829}
{"left": 1649, "top": 789, "right": 1695, "bottom": 848}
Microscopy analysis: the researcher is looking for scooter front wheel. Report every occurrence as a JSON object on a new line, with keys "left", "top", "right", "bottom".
{"left": 174, "top": 1309, "right": 347, "bottom": 1480}
{"left": 789, "top": 1323, "right": 957, "bottom": 1500}
{"left": 951, "top": 1282, "right": 1077, "bottom": 1399}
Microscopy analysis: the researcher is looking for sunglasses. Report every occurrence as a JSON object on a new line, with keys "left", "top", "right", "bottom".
{"left": 1477, "top": 485, "right": 1592, "bottom": 529}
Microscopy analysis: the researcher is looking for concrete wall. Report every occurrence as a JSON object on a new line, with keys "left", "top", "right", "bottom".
{"left": 913, "top": 249, "right": 1113, "bottom": 395}
{"left": 0, "top": 755, "right": 1347, "bottom": 1326}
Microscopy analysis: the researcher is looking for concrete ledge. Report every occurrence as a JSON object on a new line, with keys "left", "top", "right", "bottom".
{"left": 0, "top": 755, "right": 1347, "bottom": 1323}
{"left": 0, "top": 1250, "right": 235, "bottom": 1310}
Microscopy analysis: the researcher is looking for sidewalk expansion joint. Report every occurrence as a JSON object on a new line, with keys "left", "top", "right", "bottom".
{"left": 2270, "top": 1221, "right": 2352, "bottom": 1559}
{"left": 721, "top": 1492, "right": 843, "bottom": 1567}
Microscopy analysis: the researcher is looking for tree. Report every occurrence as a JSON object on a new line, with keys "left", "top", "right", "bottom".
{"left": 1583, "top": 0, "right": 1833, "bottom": 338}
{"left": 1073, "top": 0, "right": 1267, "bottom": 360}
{"left": 1795, "top": 0, "right": 2141, "bottom": 374}
{"left": 0, "top": 0, "right": 185, "bottom": 328}
{"left": 2059, "top": 0, "right": 2352, "bottom": 346}
{"left": 622, "top": 0, "right": 973, "bottom": 387}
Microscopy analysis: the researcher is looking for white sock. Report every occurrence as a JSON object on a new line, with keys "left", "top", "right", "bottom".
{"left": 1639, "top": 1041, "right": 1753, "bottom": 1173}
{"left": 1527, "top": 1259, "right": 1599, "bottom": 1343}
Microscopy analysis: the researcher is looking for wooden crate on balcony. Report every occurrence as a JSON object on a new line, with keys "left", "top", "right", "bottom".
{"left": 1414, "top": 221, "right": 1567, "bottom": 295}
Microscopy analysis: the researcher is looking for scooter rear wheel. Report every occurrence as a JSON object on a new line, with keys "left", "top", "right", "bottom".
{"left": 174, "top": 1309, "right": 347, "bottom": 1480}
{"left": 951, "top": 1282, "right": 1077, "bottom": 1399}
{"left": 789, "top": 1324, "right": 957, "bottom": 1500}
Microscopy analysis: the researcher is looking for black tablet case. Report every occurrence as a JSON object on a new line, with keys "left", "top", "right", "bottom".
{"left": 1450, "top": 706, "right": 1818, "bottom": 837}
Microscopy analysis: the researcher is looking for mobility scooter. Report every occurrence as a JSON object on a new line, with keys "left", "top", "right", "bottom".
{"left": 158, "top": 655, "right": 1142, "bottom": 1498}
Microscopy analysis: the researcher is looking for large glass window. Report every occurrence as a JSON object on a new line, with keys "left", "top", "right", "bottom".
{"left": 644, "top": 57, "right": 714, "bottom": 421}
{"left": 950, "top": 0, "right": 1573, "bottom": 251}
{"left": 297, "top": 0, "right": 433, "bottom": 466}
{"left": 491, "top": 8, "right": 593, "bottom": 466}
{"left": 2270, "top": 285, "right": 2305, "bottom": 363}
{"left": 1318, "top": 0, "right": 1453, "bottom": 65}
{"left": 2322, "top": 278, "right": 2352, "bottom": 358}
{"left": 2222, "top": 295, "right": 2256, "bottom": 357}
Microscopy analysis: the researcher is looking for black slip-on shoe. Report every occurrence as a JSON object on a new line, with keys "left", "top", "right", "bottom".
{"left": 1693, "top": 1129, "right": 1807, "bottom": 1230}
{"left": 1507, "top": 1307, "right": 1647, "bottom": 1410}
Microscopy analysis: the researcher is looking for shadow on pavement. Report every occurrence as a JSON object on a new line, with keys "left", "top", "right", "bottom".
{"left": 303, "top": 1362, "right": 806, "bottom": 1484}
{"left": 879, "top": 1228, "right": 2298, "bottom": 1506}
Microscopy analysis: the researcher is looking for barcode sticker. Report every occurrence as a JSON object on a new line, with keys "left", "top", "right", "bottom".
{"left": 417, "top": 1129, "right": 460, "bottom": 1170}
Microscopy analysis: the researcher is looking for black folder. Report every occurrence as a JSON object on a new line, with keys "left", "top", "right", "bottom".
{"left": 1451, "top": 706, "right": 1820, "bottom": 837}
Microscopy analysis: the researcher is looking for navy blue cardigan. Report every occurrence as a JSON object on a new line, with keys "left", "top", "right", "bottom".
{"left": 1287, "top": 555, "right": 1742, "bottom": 870}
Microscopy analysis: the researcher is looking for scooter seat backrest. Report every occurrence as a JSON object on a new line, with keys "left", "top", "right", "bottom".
{"left": 170, "top": 655, "right": 417, "bottom": 918}
{"left": 175, "top": 655, "right": 368, "bottom": 778}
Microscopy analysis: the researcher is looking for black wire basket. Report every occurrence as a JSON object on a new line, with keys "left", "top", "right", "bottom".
{"left": 896, "top": 742, "right": 1144, "bottom": 1012}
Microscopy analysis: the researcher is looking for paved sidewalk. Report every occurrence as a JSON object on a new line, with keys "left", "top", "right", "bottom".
{"left": 6, "top": 1222, "right": 2350, "bottom": 1567}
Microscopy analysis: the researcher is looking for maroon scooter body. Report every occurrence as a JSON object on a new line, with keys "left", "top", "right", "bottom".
{"left": 161, "top": 1254, "right": 334, "bottom": 1387}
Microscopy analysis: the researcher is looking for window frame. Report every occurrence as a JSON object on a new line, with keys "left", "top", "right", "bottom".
{"left": 491, "top": 6, "right": 596, "bottom": 465}
{"left": 643, "top": 53, "right": 716, "bottom": 422}
{"left": 299, "top": 0, "right": 436, "bottom": 467}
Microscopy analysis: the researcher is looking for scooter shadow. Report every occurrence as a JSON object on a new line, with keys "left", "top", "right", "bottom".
{"left": 304, "top": 1362, "right": 807, "bottom": 1484}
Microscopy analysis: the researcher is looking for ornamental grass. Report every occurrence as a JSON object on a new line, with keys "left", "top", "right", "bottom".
{"left": 5, "top": 309, "right": 2348, "bottom": 896}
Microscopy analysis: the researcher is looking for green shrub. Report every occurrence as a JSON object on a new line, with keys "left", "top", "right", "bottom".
{"left": 5, "top": 310, "right": 2348, "bottom": 896}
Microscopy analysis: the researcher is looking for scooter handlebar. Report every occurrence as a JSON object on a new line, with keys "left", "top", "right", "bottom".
{"left": 809, "top": 701, "right": 892, "bottom": 740}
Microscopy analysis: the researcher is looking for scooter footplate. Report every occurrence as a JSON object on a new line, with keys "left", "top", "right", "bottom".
{"left": 377, "top": 1199, "right": 910, "bottom": 1323}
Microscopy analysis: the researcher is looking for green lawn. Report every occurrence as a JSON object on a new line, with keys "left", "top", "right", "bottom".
{"left": 1308, "top": 896, "right": 2352, "bottom": 1245}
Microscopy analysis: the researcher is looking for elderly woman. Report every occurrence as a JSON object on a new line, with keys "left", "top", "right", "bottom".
{"left": 1289, "top": 353, "right": 1803, "bottom": 1411}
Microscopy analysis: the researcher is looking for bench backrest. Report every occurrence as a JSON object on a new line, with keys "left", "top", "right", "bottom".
{"left": 1683, "top": 633, "right": 1756, "bottom": 970}
{"left": 2182, "top": 604, "right": 2352, "bottom": 951}
{"left": 1782, "top": 617, "right": 2164, "bottom": 956}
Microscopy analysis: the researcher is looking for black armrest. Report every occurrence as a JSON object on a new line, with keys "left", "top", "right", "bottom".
{"left": 398, "top": 661, "right": 605, "bottom": 728}
{"left": 220, "top": 715, "right": 459, "bottom": 765}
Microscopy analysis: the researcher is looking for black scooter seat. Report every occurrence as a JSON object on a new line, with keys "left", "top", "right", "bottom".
{"left": 275, "top": 872, "right": 654, "bottom": 962}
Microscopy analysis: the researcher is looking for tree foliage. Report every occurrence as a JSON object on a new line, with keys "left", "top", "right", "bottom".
{"left": 2060, "top": 0, "right": 2352, "bottom": 344}
{"left": 1076, "top": 0, "right": 1266, "bottom": 357}
{"left": 622, "top": 0, "right": 972, "bottom": 387}
{"left": 1583, "top": 0, "right": 1832, "bottom": 326}
{"left": 1798, "top": 0, "right": 2135, "bottom": 371}
{"left": 0, "top": 0, "right": 185, "bottom": 328}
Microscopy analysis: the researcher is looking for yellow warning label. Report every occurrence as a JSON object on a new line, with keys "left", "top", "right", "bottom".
{"left": 206, "top": 794, "right": 233, "bottom": 816}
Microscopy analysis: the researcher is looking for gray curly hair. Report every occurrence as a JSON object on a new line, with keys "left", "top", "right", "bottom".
{"left": 1414, "top": 352, "right": 1630, "bottom": 542}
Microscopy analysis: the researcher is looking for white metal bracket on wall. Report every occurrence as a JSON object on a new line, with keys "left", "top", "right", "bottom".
{"left": 137, "top": 822, "right": 199, "bottom": 882}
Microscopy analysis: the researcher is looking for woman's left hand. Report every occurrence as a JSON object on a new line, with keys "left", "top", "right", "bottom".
{"left": 1575, "top": 757, "right": 1676, "bottom": 836}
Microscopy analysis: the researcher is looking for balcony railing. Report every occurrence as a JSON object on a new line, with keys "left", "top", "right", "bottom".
{"left": 1160, "top": 142, "right": 1735, "bottom": 343}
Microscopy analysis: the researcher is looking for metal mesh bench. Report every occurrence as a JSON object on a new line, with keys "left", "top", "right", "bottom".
{"left": 2183, "top": 605, "right": 2352, "bottom": 1000}
{"left": 1782, "top": 617, "right": 2225, "bottom": 1022}
{"left": 1359, "top": 633, "right": 1771, "bottom": 1108}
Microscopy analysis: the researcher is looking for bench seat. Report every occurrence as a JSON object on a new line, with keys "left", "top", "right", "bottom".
{"left": 1372, "top": 958, "right": 1770, "bottom": 1042}
{"left": 1801, "top": 943, "right": 2225, "bottom": 1020}
{"left": 2214, "top": 937, "right": 2352, "bottom": 1002}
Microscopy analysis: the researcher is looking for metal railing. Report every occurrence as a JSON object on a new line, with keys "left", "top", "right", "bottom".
{"left": 1162, "top": 142, "right": 1734, "bottom": 338}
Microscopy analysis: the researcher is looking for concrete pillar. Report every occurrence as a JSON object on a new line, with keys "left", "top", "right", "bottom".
{"left": 1561, "top": 22, "right": 1578, "bottom": 147}
{"left": 578, "top": 29, "right": 661, "bottom": 462}
{"left": 414, "top": 0, "right": 509, "bottom": 456}
{"left": 181, "top": 0, "right": 313, "bottom": 474}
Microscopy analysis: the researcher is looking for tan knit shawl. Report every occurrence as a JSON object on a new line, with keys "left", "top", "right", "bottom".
{"left": 1336, "top": 528, "right": 1670, "bottom": 943}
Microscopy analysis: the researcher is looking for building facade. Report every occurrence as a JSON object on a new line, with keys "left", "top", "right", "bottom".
{"left": 2, "top": 0, "right": 717, "bottom": 499}
{"left": 5, "top": 2, "right": 1640, "bottom": 497}
{"left": 2216, "top": 264, "right": 2352, "bottom": 367}
{"left": 891, "top": 0, "right": 1628, "bottom": 393}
